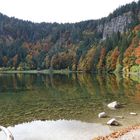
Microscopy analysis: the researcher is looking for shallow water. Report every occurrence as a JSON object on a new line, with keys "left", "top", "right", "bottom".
{"left": 0, "top": 120, "right": 111, "bottom": 140}
{"left": 0, "top": 73, "right": 140, "bottom": 139}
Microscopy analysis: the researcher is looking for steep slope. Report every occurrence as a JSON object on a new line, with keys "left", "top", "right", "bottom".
{"left": 0, "top": 1, "right": 140, "bottom": 73}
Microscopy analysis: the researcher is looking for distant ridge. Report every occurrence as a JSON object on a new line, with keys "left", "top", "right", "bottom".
{"left": 0, "top": 0, "right": 140, "bottom": 73}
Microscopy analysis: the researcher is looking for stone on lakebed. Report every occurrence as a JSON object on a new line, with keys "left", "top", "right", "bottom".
{"left": 130, "top": 112, "right": 137, "bottom": 115}
{"left": 107, "top": 118, "right": 119, "bottom": 126}
{"left": 107, "top": 101, "right": 120, "bottom": 109}
{"left": 98, "top": 112, "right": 107, "bottom": 118}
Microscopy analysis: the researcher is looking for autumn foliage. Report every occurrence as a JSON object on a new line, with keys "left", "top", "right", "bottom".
{"left": 97, "top": 48, "right": 106, "bottom": 71}
{"left": 0, "top": 4, "right": 140, "bottom": 73}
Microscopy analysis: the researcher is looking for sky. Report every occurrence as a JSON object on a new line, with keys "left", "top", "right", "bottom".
{"left": 0, "top": 0, "right": 138, "bottom": 23}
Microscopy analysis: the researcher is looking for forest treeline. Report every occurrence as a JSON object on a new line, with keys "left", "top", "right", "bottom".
{"left": 0, "top": 0, "right": 140, "bottom": 73}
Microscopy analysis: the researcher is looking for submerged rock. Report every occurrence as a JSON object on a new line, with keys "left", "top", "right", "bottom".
{"left": 115, "top": 116, "right": 124, "bottom": 119}
{"left": 107, "top": 101, "right": 120, "bottom": 109}
{"left": 130, "top": 112, "right": 137, "bottom": 115}
{"left": 98, "top": 112, "right": 107, "bottom": 118}
{"left": 107, "top": 118, "right": 119, "bottom": 126}
{"left": 0, "top": 126, "right": 14, "bottom": 140}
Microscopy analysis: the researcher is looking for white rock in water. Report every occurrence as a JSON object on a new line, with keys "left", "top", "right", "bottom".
{"left": 107, "top": 101, "right": 120, "bottom": 109}
{"left": 0, "top": 125, "right": 14, "bottom": 140}
{"left": 107, "top": 118, "right": 119, "bottom": 126}
{"left": 115, "top": 116, "right": 124, "bottom": 119}
{"left": 98, "top": 112, "right": 107, "bottom": 118}
{"left": 130, "top": 112, "right": 137, "bottom": 115}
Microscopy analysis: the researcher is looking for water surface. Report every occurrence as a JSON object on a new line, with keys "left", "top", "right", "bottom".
{"left": 0, "top": 73, "right": 140, "bottom": 138}
{"left": 0, "top": 120, "right": 111, "bottom": 140}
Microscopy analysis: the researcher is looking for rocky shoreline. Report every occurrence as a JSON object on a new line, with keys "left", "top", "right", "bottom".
{"left": 93, "top": 101, "right": 140, "bottom": 140}
{"left": 93, "top": 124, "right": 140, "bottom": 140}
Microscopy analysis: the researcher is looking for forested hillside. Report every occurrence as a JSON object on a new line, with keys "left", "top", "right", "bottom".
{"left": 0, "top": 1, "right": 140, "bottom": 73}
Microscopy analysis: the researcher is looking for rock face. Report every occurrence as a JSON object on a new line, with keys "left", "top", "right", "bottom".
{"left": 97, "top": 12, "right": 133, "bottom": 39}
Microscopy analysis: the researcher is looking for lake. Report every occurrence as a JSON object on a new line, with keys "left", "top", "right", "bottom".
{"left": 0, "top": 73, "right": 140, "bottom": 139}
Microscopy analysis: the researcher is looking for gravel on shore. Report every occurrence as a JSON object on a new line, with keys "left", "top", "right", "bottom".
{"left": 93, "top": 124, "right": 140, "bottom": 140}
